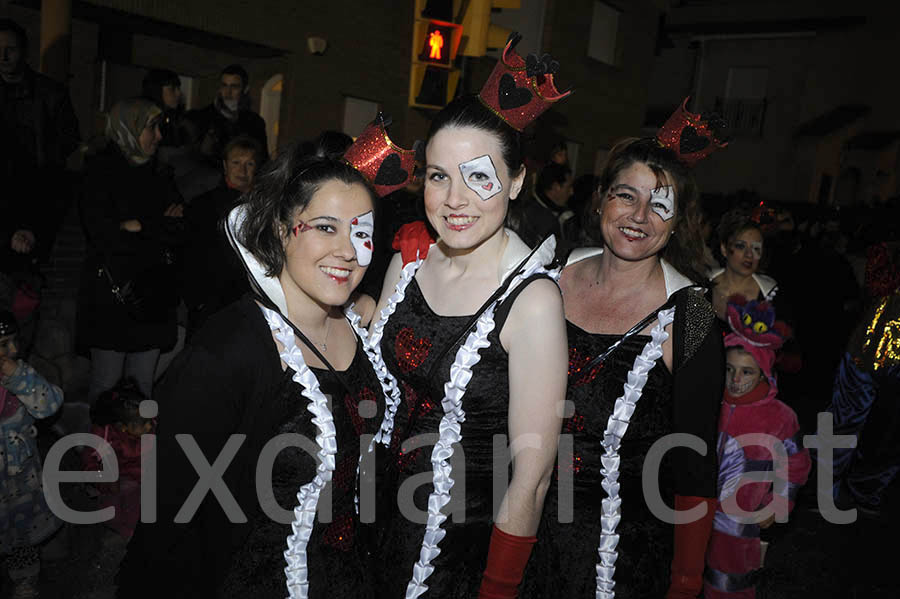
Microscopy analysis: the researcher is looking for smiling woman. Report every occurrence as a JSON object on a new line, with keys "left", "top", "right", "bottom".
{"left": 370, "top": 33, "right": 571, "bottom": 599}
{"left": 116, "top": 123, "right": 417, "bottom": 598}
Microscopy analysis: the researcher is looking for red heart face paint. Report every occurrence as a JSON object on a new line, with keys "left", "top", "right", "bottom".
{"left": 350, "top": 211, "right": 374, "bottom": 266}
{"left": 292, "top": 221, "right": 314, "bottom": 236}
{"left": 458, "top": 154, "right": 502, "bottom": 200}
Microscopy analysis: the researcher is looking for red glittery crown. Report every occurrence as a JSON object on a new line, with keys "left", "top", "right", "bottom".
{"left": 656, "top": 98, "right": 729, "bottom": 167}
{"left": 478, "top": 33, "right": 572, "bottom": 132}
{"left": 343, "top": 113, "right": 419, "bottom": 197}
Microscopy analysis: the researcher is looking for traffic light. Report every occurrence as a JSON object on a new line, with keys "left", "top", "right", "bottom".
{"left": 459, "top": 0, "right": 520, "bottom": 57}
{"left": 409, "top": 1, "right": 463, "bottom": 109}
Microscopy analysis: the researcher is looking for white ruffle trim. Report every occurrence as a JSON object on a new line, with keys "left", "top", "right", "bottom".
{"left": 365, "top": 253, "right": 561, "bottom": 599}
{"left": 595, "top": 306, "right": 675, "bottom": 599}
{"left": 260, "top": 306, "right": 338, "bottom": 599}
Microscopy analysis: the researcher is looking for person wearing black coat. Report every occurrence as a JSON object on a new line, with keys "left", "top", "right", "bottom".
{"left": 77, "top": 98, "right": 184, "bottom": 401}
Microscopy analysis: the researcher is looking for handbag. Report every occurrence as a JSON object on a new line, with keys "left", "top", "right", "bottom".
{"left": 99, "top": 255, "right": 175, "bottom": 324}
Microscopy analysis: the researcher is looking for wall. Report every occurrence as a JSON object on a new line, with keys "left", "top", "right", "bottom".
{"left": 645, "top": 0, "right": 900, "bottom": 202}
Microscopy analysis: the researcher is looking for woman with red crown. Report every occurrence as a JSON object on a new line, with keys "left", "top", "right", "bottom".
{"left": 116, "top": 117, "right": 417, "bottom": 599}
{"left": 365, "top": 33, "right": 571, "bottom": 598}
{"left": 520, "top": 101, "right": 729, "bottom": 598}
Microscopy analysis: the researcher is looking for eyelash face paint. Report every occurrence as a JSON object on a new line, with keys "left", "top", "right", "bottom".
{"left": 649, "top": 186, "right": 675, "bottom": 221}
{"left": 458, "top": 154, "right": 503, "bottom": 201}
{"left": 292, "top": 221, "right": 314, "bottom": 236}
{"left": 350, "top": 211, "right": 374, "bottom": 266}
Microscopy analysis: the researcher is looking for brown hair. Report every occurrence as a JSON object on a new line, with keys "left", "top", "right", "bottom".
{"left": 584, "top": 137, "right": 708, "bottom": 284}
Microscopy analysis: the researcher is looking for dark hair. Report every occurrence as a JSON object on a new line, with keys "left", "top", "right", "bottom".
{"left": 537, "top": 161, "right": 571, "bottom": 193}
{"left": 586, "top": 137, "right": 707, "bottom": 284}
{"left": 427, "top": 95, "right": 523, "bottom": 176}
{"left": 141, "top": 68, "right": 180, "bottom": 106}
{"left": 223, "top": 135, "right": 264, "bottom": 163}
{"left": 238, "top": 143, "right": 376, "bottom": 277}
{"left": 716, "top": 209, "right": 762, "bottom": 248}
{"left": 0, "top": 18, "right": 27, "bottom": 50}
{"left": 90, "top": 378, "right": 148, "bottom": 428}
{"left": 307, "top": 130, "right": 354, "bottom": 161}
{"left": 221, "top": 64, "right": 249, "bottom": 88}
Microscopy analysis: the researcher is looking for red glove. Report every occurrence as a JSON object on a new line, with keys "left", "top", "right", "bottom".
{"left": 392, "top": 221, "right": 434, "bottom": 266}
{"left": 478, "top": 525, "right": 536, "bottom": 599}
{"left": 666, "top": 495, "right": 717, "bottom": 599}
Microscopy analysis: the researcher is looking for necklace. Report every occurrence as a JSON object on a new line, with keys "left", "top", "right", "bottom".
{"left": 311, "top": 316, "right": 332, "bottom": 352}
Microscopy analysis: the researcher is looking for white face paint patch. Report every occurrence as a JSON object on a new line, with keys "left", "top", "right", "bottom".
{"left": 650, "top": 186, "right": 675, "bottom": 221}
{"left": 350, "top": 211, "right": 374, "bottom": 267}
{"left": 750, "top": 242, "right": 763, "bottom": 259}
{"left": 458, "top": 154, "right": 502, "bottom": 201}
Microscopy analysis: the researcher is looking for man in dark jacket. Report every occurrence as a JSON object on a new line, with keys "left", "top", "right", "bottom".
{"left": 1, "top": 18, "right": 81, "bottom": 261}
{"left": 509, "top": 161, "right": 574, "bottom": 248}
{"left": 186, "top": 64, "right": 268, "bottom": 168}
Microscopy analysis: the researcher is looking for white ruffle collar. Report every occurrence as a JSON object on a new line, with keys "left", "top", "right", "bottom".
{"left": 709, "top": 267, "right": 778, "bottom": 299}
{"left": 225, "top": 203, "right": 290, "bottom": 315}
{"left": 566, "top": 247, "right": 695, "bottom": 299}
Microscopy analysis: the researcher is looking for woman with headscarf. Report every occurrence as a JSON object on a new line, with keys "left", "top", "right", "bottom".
{"left": 77, "top": 97, "right": 185, "bottom": 402}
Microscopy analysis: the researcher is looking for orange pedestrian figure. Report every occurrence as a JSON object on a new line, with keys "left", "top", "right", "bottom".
{"left": 428, "top": 29, "right": 444, "bottom": 60}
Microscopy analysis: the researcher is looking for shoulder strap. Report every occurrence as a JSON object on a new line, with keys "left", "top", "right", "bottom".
{"left": 493, "top": 273, "right": 555, "bottom": 333}
{"left": 424, "top": 238, "right": 550, "bottom": 382}
{"left": 572, "top": 294, "right": 677, "bottom": 384}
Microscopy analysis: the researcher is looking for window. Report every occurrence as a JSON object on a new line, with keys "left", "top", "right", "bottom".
{"left": 716, "top": 67, "right": 769, "bottom": 137}
{"left": 588, "top": 2, "right": 620, "bottom": 66}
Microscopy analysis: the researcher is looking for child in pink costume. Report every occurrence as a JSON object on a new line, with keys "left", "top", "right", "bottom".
{"left": 82, "top": 380, "right": 153, "bottom": 539}
{"left": 704, "top": 298, "right": 811, "bottom": 599}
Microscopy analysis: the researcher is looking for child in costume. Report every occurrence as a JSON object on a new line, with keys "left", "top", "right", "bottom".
{"left": 704, "top": 298, "right": 810, "bottom": 599}
{"left": 0, "top": 310, "right": 64, "bottom": 597}
{"left": 82, "top": 379, "right": 154, "bottom": 540}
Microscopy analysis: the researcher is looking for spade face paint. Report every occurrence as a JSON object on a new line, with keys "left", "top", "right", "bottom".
{"left": 350, "top": 211, "right": 374, "bottom": 266}
{"left": 649, "top": 186, "right": 675, "bottom": 222}
{"left": 292, "top": 221, "right": 314, "bottom": 236}
{"left": 458, "top": 155, "right": 503, "bottom": 201}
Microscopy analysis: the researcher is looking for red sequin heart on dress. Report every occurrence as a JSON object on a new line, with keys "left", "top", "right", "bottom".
{"left": 395, "top": 327, "right": 432, "bottom": 373}
{"left": 322, "top": 512, "right": 354, "bottom": 551}
{"left": 345, "top": 386, "right": 377, "bottom": 436}
{"left": 568, "top": 347, "right": 603, "bottom": 387}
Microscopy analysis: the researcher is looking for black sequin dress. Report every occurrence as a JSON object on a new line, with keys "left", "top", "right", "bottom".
{"left": 376, "top": 276, "right": 546, "bottom": 598}
{"left": 221, "top": 338, "right": 384, "bottom": 599}
{"left": 522, "top": 287, "right": 723, "bottom": 599}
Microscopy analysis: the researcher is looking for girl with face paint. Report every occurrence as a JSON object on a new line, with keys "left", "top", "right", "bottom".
{"left": 709, "top": 212, "right": 778, "bottom": 323}
{"left": 370, "top": 97, "right": 568, "bottom": 596}
{"left": 118, "top": 144, "right": 394, "bottom": 599}
{"left": 521, "top": 135, "right": 725, "bottom": 598}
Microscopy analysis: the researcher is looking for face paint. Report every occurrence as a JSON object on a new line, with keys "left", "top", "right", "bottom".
{"left": 458, "top": 154, "right": 502, "bottom": 201}
{"left": 350, "top": 211, "right": 374, "bottom": 266}
{"left": 291, "top": 221, "right": 314, "bottom": 237}
{"left": 731, "top": 240, "right": 763, "bottom": 259}
{"left": 649, "top": 186, "right": 675, "bottom": 221}
{"left": 727, "top": 375, "right": 760, "bottom": 396}
{"left": 750, "top": 242, "right": 763, "bottom": 259}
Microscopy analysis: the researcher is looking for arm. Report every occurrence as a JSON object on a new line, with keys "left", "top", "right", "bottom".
{"left": 497, "top": 278, "right": 567, "bottom": 534}
{"left": 668, "top": 299, "right": 723, "bottom": 599}
{"left": 480, "top": 279, "right": 567, "bottom": 599}
{"left": 0, "top": 360, "right": 64, "bottom": 419}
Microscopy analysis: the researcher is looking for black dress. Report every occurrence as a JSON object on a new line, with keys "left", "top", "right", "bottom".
{"left": 222, "top": 340, "right": 383, "bottom": 598}
{"left": 116, "top": 297, "right": 382, "bottom": 599}
{"left": 521, "top": 288, "right": 723, "bottom": 599}
{"left": 377, "top": 276, "right": 548, "bottom": 598}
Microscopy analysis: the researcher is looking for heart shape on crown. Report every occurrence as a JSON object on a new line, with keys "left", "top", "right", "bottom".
{"left": 373, "top": 153, "right": 409, "bottom": 186}
{"left": 679, "top": 125, "right": 711, "bottom": 155}
{"left": 497, "top": 73, "right": 533, "bottom": 110}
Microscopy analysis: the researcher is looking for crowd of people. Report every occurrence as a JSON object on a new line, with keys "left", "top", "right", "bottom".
{"left": 1, "top": 15, "right": 899, "bottom": 599}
